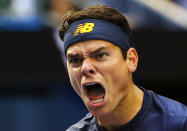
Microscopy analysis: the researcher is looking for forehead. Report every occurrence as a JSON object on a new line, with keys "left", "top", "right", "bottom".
{"left": 66, "top": 40, "right": 117, "bottom": 55}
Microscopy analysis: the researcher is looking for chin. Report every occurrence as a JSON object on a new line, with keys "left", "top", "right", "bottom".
{"left": 89, "top": 106, "right": 111, "bottom": 118}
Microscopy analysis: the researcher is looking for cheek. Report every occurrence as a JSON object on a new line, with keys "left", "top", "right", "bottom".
{"left": 113, "top": 63, "right": 128, "bottom": 83}
{"left": 102, "top": 58, "right": 127, "bottom": 76}
{"left": 100, "top": 60, "right": 129, "bottom": 90}
{"left": 68, "top": 69, "right": 82, "bottom": 96}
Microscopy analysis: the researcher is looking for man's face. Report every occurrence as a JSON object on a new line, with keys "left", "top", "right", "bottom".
{"left": 66, "top": 40, "right": 132, "bottom": 117}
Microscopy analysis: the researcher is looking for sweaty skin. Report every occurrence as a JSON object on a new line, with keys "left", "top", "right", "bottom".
{"left": 66, "top": 40, "right": 144, "bottom": 131}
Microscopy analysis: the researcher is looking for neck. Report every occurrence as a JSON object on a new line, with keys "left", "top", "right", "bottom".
{"left": 97, "top": 84, "right": 144, "bottom": 131}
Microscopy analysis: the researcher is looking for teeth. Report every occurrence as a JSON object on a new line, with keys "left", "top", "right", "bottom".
{"left": 85, "top": 83, "right": 97, "bottom": 87}
{"left": 91, "top": 98, "right": 104, "bottom": 103}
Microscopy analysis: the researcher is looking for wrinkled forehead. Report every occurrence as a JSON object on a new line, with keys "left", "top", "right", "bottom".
{"left": 66, "top": 40, "right": 116, "bottom": 56}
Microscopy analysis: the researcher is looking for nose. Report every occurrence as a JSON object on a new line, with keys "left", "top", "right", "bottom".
{"left": 81, "top": 58, "right": 96, "bottom": 77}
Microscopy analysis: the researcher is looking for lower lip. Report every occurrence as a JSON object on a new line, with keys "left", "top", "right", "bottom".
{"left": 87, "top": 96, "right": 106, "bottom": 109}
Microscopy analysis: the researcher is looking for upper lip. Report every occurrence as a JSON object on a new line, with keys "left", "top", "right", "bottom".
{"left": 82, "top": 81, "right": 103, "bottom": 89}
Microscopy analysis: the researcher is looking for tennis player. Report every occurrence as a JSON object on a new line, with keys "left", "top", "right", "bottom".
{"left": 59, "top": 5, "right": 187, "bottom": 131}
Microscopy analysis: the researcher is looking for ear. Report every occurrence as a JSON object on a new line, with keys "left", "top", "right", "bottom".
{"left": 126, "top": 48, "right": 138, "bottom": 73}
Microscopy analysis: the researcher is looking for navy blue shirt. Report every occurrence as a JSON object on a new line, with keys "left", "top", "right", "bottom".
{"left": 67, "top": 87, "right": 187, "bottom": 131}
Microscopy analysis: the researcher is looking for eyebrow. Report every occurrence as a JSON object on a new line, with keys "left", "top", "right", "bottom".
{"left": 91, "top": 47, "right": 106, "bottom": 55}
{"left": 66, "top": 46, "right": 107, "bottom": 59}
{"left": 67, "top": 54, "right": 82, "bottom": 60}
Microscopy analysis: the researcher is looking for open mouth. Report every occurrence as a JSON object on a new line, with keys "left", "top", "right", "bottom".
{"left": 83, "top": 82, "right": 105, "bottom": 104}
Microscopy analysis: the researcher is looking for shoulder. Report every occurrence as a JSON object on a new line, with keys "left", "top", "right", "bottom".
{"left": 140, "top": 87, "right": 187, "bottom": 116}
{"left": 145, "top": 89, "right": 187, "bottom": 130}
{"left": 66, "top": 113, "right": 96, "bottom": 131}
{"left": 149, "top": 90, "right": 187, "bottom": 116}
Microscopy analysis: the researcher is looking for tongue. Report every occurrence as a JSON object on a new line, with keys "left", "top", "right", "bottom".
{"left": 87, "top": 85, "right": 105, "bottom": 100}
{"left": 89, "top": 93, "right": 105, "bottom": 100}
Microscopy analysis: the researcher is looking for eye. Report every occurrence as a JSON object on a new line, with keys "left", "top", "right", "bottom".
{"left": 68, "top": 57, "right": 83, "bottom": 65}
{"left": 94, "top": 53, "right": 107, "bottom": 59}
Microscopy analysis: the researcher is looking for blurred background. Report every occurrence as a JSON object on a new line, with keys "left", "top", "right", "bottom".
{"left": 0, "top": 0, "right": 187, "bottom": 131}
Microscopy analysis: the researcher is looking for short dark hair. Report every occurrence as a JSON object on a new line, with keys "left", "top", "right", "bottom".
{"left": 59, "top": 5, "right": 133, "bottom": 59}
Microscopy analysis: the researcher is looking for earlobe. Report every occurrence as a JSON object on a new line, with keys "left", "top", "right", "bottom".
{"left": 126, "top": 48, "right": 138, "bottom": 73}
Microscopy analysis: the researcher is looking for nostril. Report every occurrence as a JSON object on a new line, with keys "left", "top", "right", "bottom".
{"left": 82, "top": 71, "right": 87, "bottom": 76}
{"left": 89, "top": 70, "right": 94, "bottom": 74}
{"left": 81, "top": 59, "right": 96, "bottom": 76}
{"left": 82, "top": 69, "right": 95, "bottom": 77}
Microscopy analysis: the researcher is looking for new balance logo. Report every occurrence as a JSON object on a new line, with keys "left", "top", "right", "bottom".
{"left": 74, "top": 23, "right": 95, "bottom": 36}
